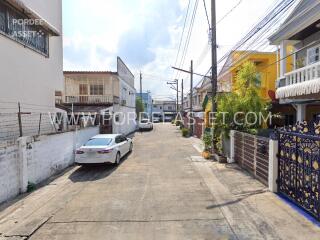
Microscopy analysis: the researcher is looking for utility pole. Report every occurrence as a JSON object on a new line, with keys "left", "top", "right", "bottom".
{"left": 211, "top": 0, "right": 218, "bottom": 152}
{"left": 176, "top": 80, "right": 179, "bottom": 114}
{"left": 167, "top": 79, "right": 179, "bottom": 116}
{"left": 181, "top": 79, "right": 184, "bottom": 113}
{"left": 140, "top": 71, "right": 143, "bottom": 100}
{"left": 190, "top": 60, "right": 193, "bottom": 136}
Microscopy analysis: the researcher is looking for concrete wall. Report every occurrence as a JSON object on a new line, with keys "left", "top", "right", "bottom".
{"left": 112, "top": 105, "right": 137, "bottom": 135}
{"left": 0, "top": 127, "right": 99, "bottom": 204}
{"left": 119, "top": 77, "right": 136, "bottom": 108}
{"left": 0, "top": 0, "right": 63, "bottom": 110}
{"left": 0, "top": 144, "right": 20, "bottom": 203}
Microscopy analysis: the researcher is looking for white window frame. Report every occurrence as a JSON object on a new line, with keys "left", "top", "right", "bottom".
{"left": 307, "top": 44, "right": 320, "bottom": 65}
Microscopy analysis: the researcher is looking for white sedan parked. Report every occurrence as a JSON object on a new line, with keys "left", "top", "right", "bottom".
{"left": 75, "top": 134, "right": 133, "bottom": 165}
{"left": 139, "top": 119, "right": 153, "bottom": 130}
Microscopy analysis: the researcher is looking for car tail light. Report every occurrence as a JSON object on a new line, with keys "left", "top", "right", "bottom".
{"left": 97, "top": 149, "right": 112, "bottom": 154}
{"left": 76, "top": 150, "right": 84, "bottom": 154}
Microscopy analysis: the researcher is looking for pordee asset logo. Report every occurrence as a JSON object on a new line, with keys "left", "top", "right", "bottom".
{"left": 10, "top": 18, "right": 45, "bottom": 38}
{"left": 47, "top": 111, "right": 272, "bottom": 127}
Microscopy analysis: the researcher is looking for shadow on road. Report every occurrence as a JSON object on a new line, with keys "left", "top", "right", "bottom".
{"left": 206, "top": 189, "right": 267, "bottom": 209}
{"left": 69, "top": 152, "right": 132, "bottom": 183}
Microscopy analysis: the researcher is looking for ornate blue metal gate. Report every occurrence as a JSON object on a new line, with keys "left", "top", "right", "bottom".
{"left": 278, "top": 121, "right": 320, "bottom": 220}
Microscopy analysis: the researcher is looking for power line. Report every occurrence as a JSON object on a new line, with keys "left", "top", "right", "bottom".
{"left": 184, "top": 0, "right": 245, "bottom": 84}
{"left": 173, "top": 0, "right": 191, "bottom": 72}
{"left": 202, "top": 0, "right": 210, "bottom": 28}
{"left": 216, "top": 0, "right": 243, "bottom": 26}
{"left": 217, "top": 0, "right": 296, "bottom": 66}
{"left": 176, "top": 0, "right": 199, "bottom": 80}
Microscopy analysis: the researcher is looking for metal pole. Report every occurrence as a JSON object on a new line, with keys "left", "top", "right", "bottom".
{"left": 190, "top": 60, "right": 193, "bottom": 136}
{"left": 140, "top": 71, "right": 143, "bottom": 100}
{"left": 18, "top": 102, "right": 23, "bottom": 137}
{"left": 181, "top": 79, "right": 184, "bottom": 113}
{"left": 38, "top": 113, "right": 42, "bottom": 135}
{"left": 176, "top": 80, "right": 179, "bottom": 115}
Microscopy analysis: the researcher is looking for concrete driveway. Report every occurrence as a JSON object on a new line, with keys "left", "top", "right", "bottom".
{"left": 0, "top": 123, "right": 319, "bottom": 239}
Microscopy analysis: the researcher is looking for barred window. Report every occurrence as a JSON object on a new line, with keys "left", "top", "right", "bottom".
{"left": 307, "top": 46, "right": 320, "bottom": 65}
{"left": 90, "top": 85, "right": 104, "bottom": 95}
{"left": 0, "top": 3, "right": 5, "bottom": 32}
{"left": 0, "top": 1, "right": 49, "bottom": 56}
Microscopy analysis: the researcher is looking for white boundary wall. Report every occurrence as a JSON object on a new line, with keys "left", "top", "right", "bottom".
{"left": 0, "top": 127, "right": 99, "bottom": 204}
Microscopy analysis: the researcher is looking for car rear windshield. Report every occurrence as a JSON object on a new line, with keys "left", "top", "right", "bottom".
{"left": 85, "top": 138, "right": 113, "bottom": 146}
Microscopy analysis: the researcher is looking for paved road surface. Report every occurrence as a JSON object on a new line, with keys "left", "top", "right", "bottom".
{"left": 0, "top": 123, "right": 319, "bottom": 240}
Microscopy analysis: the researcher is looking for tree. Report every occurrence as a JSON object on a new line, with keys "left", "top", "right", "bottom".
{"left": 136, "top": 97, "right": 145, "bottom": 119}
{"left": 214, "top": 61, "right": 269, "bottom": 136}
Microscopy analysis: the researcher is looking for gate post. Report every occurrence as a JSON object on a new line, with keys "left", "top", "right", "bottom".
{"left": 268, "top": 138, "right": 278, "bottom": 193}
{"left": 17, "top": 137, "right": 29, "bottom": 193}
{"left": 228, "top": 130, "right": 235, "bottom": 163}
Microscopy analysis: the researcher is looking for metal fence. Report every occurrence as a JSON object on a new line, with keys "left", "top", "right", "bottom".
{"left": 0, "top": 101, "right": 99, "bottom": 145}
{"left": 234, "top": 131, "right": 269, "bottom": 185}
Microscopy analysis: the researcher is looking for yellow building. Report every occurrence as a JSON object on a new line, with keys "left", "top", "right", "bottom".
{"left": 218, "top": 51, "right": 285, "bottom": 100}
{"left": 203, "top": 50, "right": 293, "bottom": 128}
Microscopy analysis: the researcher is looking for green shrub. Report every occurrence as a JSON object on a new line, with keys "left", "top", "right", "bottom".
{"left": 27, "top": 182, "right": 36, "bottom": 193}
{"left": 202, "top": 131, "right": 213, "bottom": 151}
{"left": 171, "top": 120, "right": 175, "bottom": 124}
{"left": 181, "top": 128, "right": 189, "bottom": 137}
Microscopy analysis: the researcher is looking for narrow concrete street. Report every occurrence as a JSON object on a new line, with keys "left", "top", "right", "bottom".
{"left": 0, "top": 123, "right": 319, "bottom": 240}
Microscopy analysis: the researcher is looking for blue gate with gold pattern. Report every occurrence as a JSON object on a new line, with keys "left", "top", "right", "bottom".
{"left": 278, "top": 121, "right": 320, "bottom": 220}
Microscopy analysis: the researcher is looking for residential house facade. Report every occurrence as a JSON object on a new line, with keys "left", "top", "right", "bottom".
{"left": 63, "top": 57, "right": 136, "bottom": 135}
{"left": 218, "top": 51, "right": 280, "bottom": 101}
{"left": 269, "top": 0, "right": 320, "bottom": 123}
{"left": 0, "top": 0, "right": 64, "bottom": 140}
{"left": 152, "top": 100, "right": 177, "bottom": 121}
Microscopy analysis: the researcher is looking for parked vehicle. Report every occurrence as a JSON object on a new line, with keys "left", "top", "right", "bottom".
{"left": 139, "top": 119, "right": 153, "bottom": 130}
{"left": 153, "top": 117, "right": 160, "bottom": 123}
{"left": 75, "top": 134, "right": 133, "bottom": 165}
{"left": 164, "top": 116, "right": 172, "bottom": 122}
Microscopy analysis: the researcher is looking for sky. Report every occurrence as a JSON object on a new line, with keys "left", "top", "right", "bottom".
{"left": 63, "top": 0, "right": 281, "bottom": 100}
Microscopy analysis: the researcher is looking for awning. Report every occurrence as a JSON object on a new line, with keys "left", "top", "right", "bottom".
{"left": 276, "top": 79, "right": 320, "bottom": 99}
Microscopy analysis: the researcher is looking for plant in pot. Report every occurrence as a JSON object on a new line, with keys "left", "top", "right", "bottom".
{"left": 181, "top": 127, "right": 190, "bottom": 137}
{"left": 202, "top": 131, "right": 212, "bottom": 159}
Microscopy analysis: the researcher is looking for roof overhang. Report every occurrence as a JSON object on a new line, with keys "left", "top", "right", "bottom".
{"left": 4, "top": 0, "right": 61, "bottom": 36}
{"left": 276, "top": 78, "right": 320, "bottom": 99}
{"left": 269, "top": 0, "right": 320, "bottom": 45}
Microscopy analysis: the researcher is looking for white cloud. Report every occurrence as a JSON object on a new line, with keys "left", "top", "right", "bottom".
{"left": 63, "top": 0, "right": 280, "bottom": 98}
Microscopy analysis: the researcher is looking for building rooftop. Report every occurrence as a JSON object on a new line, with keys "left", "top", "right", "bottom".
{"left": 64, "top": 71, "right": 117, "bottom": 74}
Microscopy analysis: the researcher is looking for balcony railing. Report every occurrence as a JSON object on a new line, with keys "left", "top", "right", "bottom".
{"left": 65, "top": 95, "right": 115, "bottom": 104}
{"left": 282, "top": 61, "right": 320, "bottom": 87}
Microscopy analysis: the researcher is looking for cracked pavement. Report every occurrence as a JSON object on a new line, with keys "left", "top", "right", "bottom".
{"left": 0, "top": 123, "right": 319, "bottom": 239}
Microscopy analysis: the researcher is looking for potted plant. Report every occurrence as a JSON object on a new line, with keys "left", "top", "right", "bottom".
{"left": 202, "top": 131, "right": 212, "bottom": 159}
{"left": 181, "top": 127, "right": 190, "bottom": 137}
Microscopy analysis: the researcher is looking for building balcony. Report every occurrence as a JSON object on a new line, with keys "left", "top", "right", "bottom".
{"left": 65, "top": 95, "right": 118, "bottom": 105}
{"left": 276, "top": 61, "right": 320, "bottom": 99}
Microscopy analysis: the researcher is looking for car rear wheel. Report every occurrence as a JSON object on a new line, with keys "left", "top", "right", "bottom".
{"left": 114, "top": 152, "right": 120, "bottom": 165}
